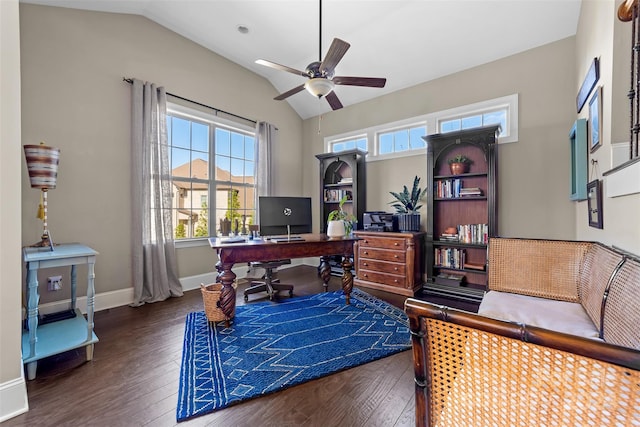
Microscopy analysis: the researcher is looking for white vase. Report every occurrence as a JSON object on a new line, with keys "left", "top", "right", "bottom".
{"left": 327, "top": 220, "right": 346, "bottom": 238}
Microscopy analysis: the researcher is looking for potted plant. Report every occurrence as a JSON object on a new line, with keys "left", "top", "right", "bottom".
{"left": 448, "top": 154, "right": 472, "bottom": 175}
{"left": 388, "top": 176, "right": 427, "bottom": 232}
{"left": 327, "top": 195, "right": 356, "bottom": 237}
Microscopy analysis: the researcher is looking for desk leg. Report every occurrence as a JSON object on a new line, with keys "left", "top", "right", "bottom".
{"left": 341, "top": 257, "right": 353, "bottom": 305}
{"left": 319, "top": 256, "right": 332, "bottom": 292}
{"left": 219, "top": 263, "right": 236, "bottom": 328}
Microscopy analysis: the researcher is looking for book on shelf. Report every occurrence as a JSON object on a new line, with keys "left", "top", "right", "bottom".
{"left": 323, "top": 188, "right": 353, "bottom": 203}
{"left": 459, "top": 187, "right": 483, "bottom": 196}
{"left": 338, "top": 177, "right": 353, "bottom": 184}
{"left": 434, "top": 273, "right": 465, "bottom": 287}
{"left": 464, "top": 262, "right": 486, "bottom": 271}
{"left": 439, "top": 233, "right": 459, "bottom": 241}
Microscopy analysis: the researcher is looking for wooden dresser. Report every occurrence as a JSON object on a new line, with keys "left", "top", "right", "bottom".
{"left": 353, "top": 231, "right": 425, "bottom": 296}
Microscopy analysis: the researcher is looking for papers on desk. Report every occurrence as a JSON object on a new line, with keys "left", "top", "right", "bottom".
{"left": 270, "top": 236, "right": 305, "bottom": 243}
{"left": 219, "top": 236, "right": 246, "bottom": 244}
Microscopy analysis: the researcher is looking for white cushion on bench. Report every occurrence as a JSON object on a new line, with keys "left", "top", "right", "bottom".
{"left": 478, "top": 291, "right": 601, "bottom": 340}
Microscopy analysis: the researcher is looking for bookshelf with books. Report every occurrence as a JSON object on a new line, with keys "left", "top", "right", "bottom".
{"left": 422, "top": 125, "right": 499, "bottom": 303}
{"left": 316, "top": 148, "right": 367, "bottom": 275}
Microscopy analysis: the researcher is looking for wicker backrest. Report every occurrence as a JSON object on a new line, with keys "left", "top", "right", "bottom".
{"left": 602, "top": 257, "right": 640, "bottom": 349}
{"left": 405, "top": 298, "right": 640, "bottom": 427}
{"left": 488, "top": 238, "right": 590, "bottom": 302}
{"left": 578, "top": 243, "right": 626, "bottom": 332}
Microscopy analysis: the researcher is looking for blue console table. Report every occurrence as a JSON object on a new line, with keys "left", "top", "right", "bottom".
{"left": 22, "top": 243, "right": 99, "bottom": 380}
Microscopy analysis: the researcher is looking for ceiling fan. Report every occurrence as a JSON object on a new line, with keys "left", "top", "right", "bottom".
{"left": 255, "top": 0, "right": 387, "bottom": 111}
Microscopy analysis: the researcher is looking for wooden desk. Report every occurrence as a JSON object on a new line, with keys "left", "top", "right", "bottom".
{"left": 209, "top": 234, "right": 357, "bottom": 326}
{"left": 22, "top": 243, "right": 99, "bottom": 380}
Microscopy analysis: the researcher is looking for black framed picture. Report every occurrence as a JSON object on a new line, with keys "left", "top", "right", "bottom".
{"left": 577, "top": 58, "right": 599, "bottom": 113}
{"left": 587, "top": 179, "right": 603, "bottom": 229}
{"left": 589, "top": 86, "right": 602, "bottom": 153}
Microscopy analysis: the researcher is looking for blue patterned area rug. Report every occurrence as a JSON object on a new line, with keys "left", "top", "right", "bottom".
{"left": 176, "top": 288, "right": 410, "bottom": 422}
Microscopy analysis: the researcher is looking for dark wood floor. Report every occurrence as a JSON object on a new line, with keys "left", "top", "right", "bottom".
{"left": 7, "top": 265, "right": 434, "bottom": 427}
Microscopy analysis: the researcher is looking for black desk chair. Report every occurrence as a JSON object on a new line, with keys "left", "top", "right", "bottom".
{"left": 244, "top": 259, "right": 294, "bottom": 301}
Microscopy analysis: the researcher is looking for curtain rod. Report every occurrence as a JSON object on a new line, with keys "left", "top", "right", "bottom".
{"left": 123, "top": 77, "right": 257, "bottom": 125}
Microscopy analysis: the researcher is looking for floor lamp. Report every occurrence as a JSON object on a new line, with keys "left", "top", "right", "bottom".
{"left": 24, "top": 142, "right": 60, "bottom": 251}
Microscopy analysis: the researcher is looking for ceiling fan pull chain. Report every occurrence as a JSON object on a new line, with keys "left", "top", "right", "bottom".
{"left": 318, "top": 114, "right": 323, "bottom": 135}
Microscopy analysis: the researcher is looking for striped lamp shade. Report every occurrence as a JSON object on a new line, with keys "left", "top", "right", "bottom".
{"left": 23, "top": 143, "right": 60, "bottom": 189}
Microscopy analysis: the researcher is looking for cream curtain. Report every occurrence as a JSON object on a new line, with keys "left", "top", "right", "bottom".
{"left": 255, "top": 121, "right": 277, "bottom": 221}
{"left": 130, "top": 79, "right": 183, "bottom": 306}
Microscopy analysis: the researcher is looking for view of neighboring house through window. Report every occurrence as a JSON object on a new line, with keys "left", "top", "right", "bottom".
{"left": 167, "top": 107, "right": 256, "bottom": 240}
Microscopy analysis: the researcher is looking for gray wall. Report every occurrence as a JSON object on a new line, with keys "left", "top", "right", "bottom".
{"left": 302, "top": 37, "right": 578, "bottom": 241}
{"left": 19, "top": 4, "right": 304, "bottom": 302}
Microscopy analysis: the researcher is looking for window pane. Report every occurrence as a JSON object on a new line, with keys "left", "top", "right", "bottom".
{"left": 191, "top": 153, "right": 209, "bottom": 179}
{"left": 394, "top": 130, "right": 409, "bottom": 152}
{"left": 379, "top": 133, "right": 393, "bottom": 154}
{"left": 461, "top": 115, "right": 482, "bottom": 129}
{"left": 215, "top": 128, "right": 230, "bottom": 156}
{"left": 332, "top": 142, "right": 346, "bottom": 152}
{"left": 244, "top": 160, "right": 255, "bottom": 178}
{"left": 484, "top": 111, "right": 506, "bottom": 135}
{"left": 410, "top": 127, "right": 427, "bottom": 149}
{"left": 191, "top": 122, "right": 209, "bottom": 153}
{"left": 215, "top": 154, "right": 231, "bottom": 180}
{"left": 356, "top": 138, "right": 367, "bottom": 151}
{"left": 171, "top": 117, "right": 191, "bottom": 149}
{"left": 172, "top": 148, "right": 191, "bottom": 177}
{"left": 230, "top": 158, "right": 244, "bottom": 177}
{"left": 441, "top": 119, "right": 461, "bottom": 133}
{"left": 231, "top": 132, "right": 244, "bottom": 158}
{"left": 244, "top": 136, "right": 255, "bottom": 161}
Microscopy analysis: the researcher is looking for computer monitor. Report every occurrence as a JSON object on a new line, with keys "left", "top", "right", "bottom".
{"left": 258, "top": 196, "right": 312, "bottom": 237}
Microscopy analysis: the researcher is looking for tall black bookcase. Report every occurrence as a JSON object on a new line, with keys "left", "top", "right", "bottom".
{"left": 422, "top": 125, "right": 499, "bottom": 303}
{"left": 316, "top": 148, "right": 367, "bottom": 233}
{"left": 316, "top": 149, "right": 367, "bottom": 275}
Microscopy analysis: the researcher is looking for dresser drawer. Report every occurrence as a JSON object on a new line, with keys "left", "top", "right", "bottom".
{"left": 358, "top": 247, "right": 404, "bottom": 263}
{"left": 357, "top": 269, "right": 406, "bottom": 288}
{"left": 358, "top": 235, "right": 406, "bottom": 251}
{"left": 358, "top": 258, "right": 407, "bottom": 276}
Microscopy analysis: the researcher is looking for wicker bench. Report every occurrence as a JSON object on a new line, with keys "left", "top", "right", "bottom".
{"left": 405, "top": 238, "right": 640, "bottom": 427}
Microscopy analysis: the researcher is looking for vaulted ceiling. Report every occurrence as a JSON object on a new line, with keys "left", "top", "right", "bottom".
{"left": 22, "top": 0, "right": 582, "bottom": 119}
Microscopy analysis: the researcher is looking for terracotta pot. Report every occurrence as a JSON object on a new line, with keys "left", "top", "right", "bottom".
{"left": 449, "top": 162, "right": 468, "bottom": 175}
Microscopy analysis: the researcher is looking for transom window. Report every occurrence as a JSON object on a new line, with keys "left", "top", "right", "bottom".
{"left": 167, "top": 104, "right": 256, "bottom": 240}
{"left": 328, "top": 136, "right": 367, "bottom": 153}
{"left": 325, "top": 94, "right": 518, "bottom": 160}
{"left": 378, "top": 126, "right": 427, "bottom": 155}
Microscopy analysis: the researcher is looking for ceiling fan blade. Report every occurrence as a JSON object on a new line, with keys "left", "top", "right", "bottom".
{"left": 325, "top": 91, "right": 343, "bottom": 110}
{"left": 274, "top": 84, "right": 306, "bottom": 101}
{"left": 319, "top": 38, "right": 350, "bottom": 76}
{"left": 256, "top": 59, "right": 308, "bottom": 77}
{"left": 333, "top": 76, "right": 387, "bottom": 88}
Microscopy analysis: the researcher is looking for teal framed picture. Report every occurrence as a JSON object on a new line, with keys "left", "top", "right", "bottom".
{"left": 569, "top": 119, "right": 588, "bottom": 201}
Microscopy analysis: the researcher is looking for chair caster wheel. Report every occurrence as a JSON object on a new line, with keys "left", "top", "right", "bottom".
{"left": 288, "top": 290, "right": 293, "bottom": 297}
{"left": 244, "top": 295, "right": 248, "bottom": 302}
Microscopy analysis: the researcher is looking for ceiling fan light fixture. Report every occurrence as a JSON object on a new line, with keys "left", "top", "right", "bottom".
{"left": 305, "top": 78, "right": 334, "bottom": 98}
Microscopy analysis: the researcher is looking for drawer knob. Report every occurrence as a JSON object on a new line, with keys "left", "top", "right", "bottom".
{"left": 363, "top": 262, "right": 368, "bottom": 266}
{"left": 394, "top": 242, "right": 399, "bottom": 246}
{"left": 364, "top": 274, "right": 368, "bottom": 277}
{"left": 394, "top": 255, "right": 399, "bottom": 259}
{"left": 364, "top": 251, "right": 368, "bottom": 255}
{"left": 394, "top": 279, "right": 398, "bottom": 283}
{"left": 394, "top": 267, "right": 398, "bottom": 271}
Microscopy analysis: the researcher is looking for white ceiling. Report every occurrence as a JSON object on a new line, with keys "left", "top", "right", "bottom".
{"left": 22, "top": 0, "right": 582, "bottom": 119}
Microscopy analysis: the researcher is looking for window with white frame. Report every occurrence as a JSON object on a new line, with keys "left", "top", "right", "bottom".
{"left": 325, "top": 94, "right": 518, "bottom": 159}
{"left": 167, "top": 104, "right": 257, "bottom": 240}
{"left": 328, "top": 136, "right": 367, "bottom": 153}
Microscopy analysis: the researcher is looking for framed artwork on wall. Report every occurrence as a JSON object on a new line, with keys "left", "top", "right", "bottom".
{"left": 569, "top": 119, "right": 588, "bottom": 200}
{"left": 587, "top": 179, "right": 603, "bottom": 229}
{"left": 577, "top": 58, "right": 599, "bottom": 113}
{"left": 589, "top": 86, "right": 602, "bottom": 153}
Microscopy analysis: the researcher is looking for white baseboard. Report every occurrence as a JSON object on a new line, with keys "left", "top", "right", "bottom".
{"left": 0, "top": 374, "right": 28, "bottom": 423}
{"left": 32, "top": 257, "right": 320, "bottom": 315}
